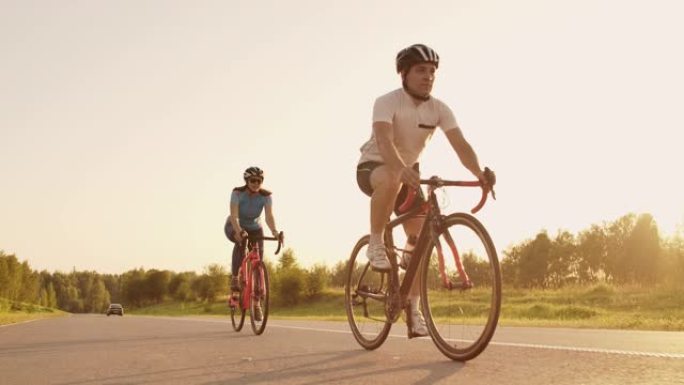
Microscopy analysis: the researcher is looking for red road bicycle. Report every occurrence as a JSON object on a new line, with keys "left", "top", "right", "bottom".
{"left": 229, "top": 231, "right": 284, "bottom": 335}
{"left": 345, "top": 170, "right": 500, "bottom": 361}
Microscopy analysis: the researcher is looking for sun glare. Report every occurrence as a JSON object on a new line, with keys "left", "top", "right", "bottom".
{"left": 651, "top": 208, "right": 684, "bottom": 238}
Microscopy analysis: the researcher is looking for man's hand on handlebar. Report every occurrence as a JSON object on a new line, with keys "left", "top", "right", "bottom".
{"left": 400, "top": 166, "right": 420, "bottom": 188}
{"left": 479, "top": 167, "right": 496, "bottom": 200}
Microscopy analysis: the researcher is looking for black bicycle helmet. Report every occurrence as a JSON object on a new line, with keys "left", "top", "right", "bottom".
{"left": 243, "top": 166, "right": 264, "bottom": 181}
{"left": 396, "top": 44, "right": 440, "bottom": 73}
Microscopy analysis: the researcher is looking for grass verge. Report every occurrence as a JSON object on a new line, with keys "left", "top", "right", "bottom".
{"left": 129, "top": 284, "right": 684, "bottom": 331}
{"left": 0, "top": 298, "right": 67, "bottom": 326}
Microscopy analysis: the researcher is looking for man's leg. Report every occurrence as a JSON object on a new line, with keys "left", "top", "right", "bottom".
{"left": 401, "top": 218, "right": 428, "bottom": 336}
{"left": 367, "top": 165, "right": 402, "bottom": 270}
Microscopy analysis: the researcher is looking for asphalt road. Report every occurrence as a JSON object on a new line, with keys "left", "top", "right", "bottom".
{"left": 1, "top": 315, "right": 682, "bottom": 385}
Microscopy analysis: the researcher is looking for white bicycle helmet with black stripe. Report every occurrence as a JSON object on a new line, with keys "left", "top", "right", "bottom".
{"left": 396, "top": 43, "right": 440, "bottom": 73}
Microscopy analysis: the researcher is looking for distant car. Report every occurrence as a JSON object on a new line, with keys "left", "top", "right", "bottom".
{"left": 106, "top": 303, "right": 124, "bottom": 316}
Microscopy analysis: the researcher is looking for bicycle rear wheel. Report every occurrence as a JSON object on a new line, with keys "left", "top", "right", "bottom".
{"left": 420, "top": 213, "right": 501, "bottom": 361}
{"left": 250, "top": 261, "right": 270, "bottom": 335}
{"left": 230, "top": 292, "right": 246, "bottom": 332}
{"left": 344, "top": 235, "right": 392, "bottom": 350}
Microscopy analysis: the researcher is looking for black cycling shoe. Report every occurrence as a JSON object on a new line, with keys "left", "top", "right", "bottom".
{"left": 230, "top": 276, "right": 240, "bottom": 292}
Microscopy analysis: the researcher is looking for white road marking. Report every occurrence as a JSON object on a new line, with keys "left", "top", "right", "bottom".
{"left": 267, "top": 323, "right": 684, "bottom": 359}
{"left": 134, "top": 316, "right": 684, "bottom": 359}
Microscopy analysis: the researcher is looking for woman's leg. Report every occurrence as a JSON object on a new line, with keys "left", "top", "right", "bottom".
{"left": 225, "top": 220, "right": 244, "bottom": 277}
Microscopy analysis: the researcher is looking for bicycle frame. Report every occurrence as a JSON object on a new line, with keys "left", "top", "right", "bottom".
{"left": 236, "top": 246, "right": 261, "bottom": 311}
{"left": 346, "top": 171, "right": 498, "bottom": 359}
{"left": 229, "top": 233, "right": 283, "bottom": 310}
{"left": 383, "top": 178, "right": 492, "bottom": 320}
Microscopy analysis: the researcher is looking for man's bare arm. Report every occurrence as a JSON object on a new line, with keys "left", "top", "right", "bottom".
{"left": 445, "top": 128, "right": 484, "bottom": 179}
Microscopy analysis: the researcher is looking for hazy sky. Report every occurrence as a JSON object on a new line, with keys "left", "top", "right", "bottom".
{"left": 2, "top": 0, "right": 683, "bottom": 274}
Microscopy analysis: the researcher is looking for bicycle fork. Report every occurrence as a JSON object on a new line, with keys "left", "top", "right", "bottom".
{"left": 433, "top": 228, "right": 473, "bottom": 290}
{"left": 252, "top": 261, "right": 266, "bottom": 302}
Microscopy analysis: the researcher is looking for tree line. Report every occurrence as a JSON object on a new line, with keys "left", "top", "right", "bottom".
{"left": 501, "top": 213, "right": 683, "bottom": 288}
{"left": 0, "top": 248, "right": 333, "bottom": 313}
{"left": 1, "top": 212, "right": 682, "bottom": 313}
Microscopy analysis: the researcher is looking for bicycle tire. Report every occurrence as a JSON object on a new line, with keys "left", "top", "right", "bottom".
{"left": 344, "top": 235, "right": 392, "bottom": 350}
{"left": 230, "top": 293, "right": 246, "bottom": 332}
{"left": 250, "top": 261, "right": 270, "bottom": 335}
{"left": 420, "top": 213, "right": 501, "bottom": 361}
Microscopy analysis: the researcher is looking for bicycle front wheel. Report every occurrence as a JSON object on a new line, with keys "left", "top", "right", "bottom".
{"left": 344, "top": 235, "right": 392, "bottom": 350}
{"left": 230, "top": 292, "right": 246, "bottom": 332}
{"left": 250, "top": 261, "right": 270, "bottom": 335}
{"left": 420, "top": 213, "right": 501, "bottom": 361}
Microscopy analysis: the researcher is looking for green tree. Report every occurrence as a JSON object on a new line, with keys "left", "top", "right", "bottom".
{"left": 193, "top": 264, "right": 227, "bottom": 302}
{"left": 122, "top": 268, "right": 147, "bottom": 307}
{"left": 461, "top": 251, "right": 493, "bottom": 288}
{"left": 547, "top": 230, "right": 577, "bottom": 287}
{"left": 279, "top": 248, "right": 297, "bottom": 270}
{"left": 273, "top": 249, "right": 305, "bottom": 305}
{"left": 622, "top": 213, "right": 661, "bottom": 284}
{"left": 102, "top": 274, "right": 122, "bottom": 303}
{"left": 0, "top": 253, "right": 23, "bottom": 301}
{"left": 169, "top": 272, "right": 197, "bottom": 301}
{"left": 576, "top": 225, "right": 607, "bottom": 283}
{"left": 518, "top": 232, "right": 551, "bottom": 288}
{"left": 145, "top": 270, "right": 171, "bottom": 303}
{"left": 501, "top": 243, "right": 524, "bottom": 287}
{"left": 86, "top": 278, "right": 110, "bottom": 313}
{"left": 305, "top": 264, "right": 329, "bottom": 298}
{"left": 0, "top": 252, "right": 11, "bottom": 299}
{"left": 660, "top": 232, "right": 684, "bottom": 285}
{"left": 66, "top": 284, "right": 83, "bottom": 312}
{"left": 39, "top": 288, "right": 49, "bottom": 307}
{"left": 604, "top": 213, "right": 636, "bottom": 283}
{"left": 46, "top": 281, "right": 57, "bottom": 308}
{"left": 18, "top": 261, "right": 40, "bottom": 304}
{"left": 329, "top": 260, "right": 348, "bottom": 288}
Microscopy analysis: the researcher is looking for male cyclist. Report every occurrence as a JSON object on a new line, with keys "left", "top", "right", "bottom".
{"left": 356, "top": 44, "right": 491, "bottom": 337}
{"left": 224, "top": 166, "right": 279, "bottom": 321}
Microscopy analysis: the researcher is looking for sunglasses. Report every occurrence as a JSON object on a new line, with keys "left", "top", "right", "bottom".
{"left": 248, "top": 178, "right": 263, "bottom": 184}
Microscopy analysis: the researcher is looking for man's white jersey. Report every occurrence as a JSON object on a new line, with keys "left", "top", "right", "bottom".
{"left": 358, "top": 88, "right": 460, "bottom": 166}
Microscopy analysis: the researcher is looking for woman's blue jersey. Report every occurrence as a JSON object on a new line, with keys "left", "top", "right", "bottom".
{"left": 229, "top": 187, "right": 272, "bottom": 231}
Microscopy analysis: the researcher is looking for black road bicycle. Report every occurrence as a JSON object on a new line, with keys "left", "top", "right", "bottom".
{"left": 345, "top": 171, "right": 500, "bottom": 361}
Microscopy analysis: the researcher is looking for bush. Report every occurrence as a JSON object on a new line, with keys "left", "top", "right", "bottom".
{"left": 275, "top": 268, "right": 306, "bottom": 305}
{"left": 306, "top": 265, "right": 329, "bottom": 299}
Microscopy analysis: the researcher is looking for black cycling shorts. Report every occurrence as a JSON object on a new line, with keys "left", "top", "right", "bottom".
{"left": 356, "top": 161, "right": 424, "bottom": 215}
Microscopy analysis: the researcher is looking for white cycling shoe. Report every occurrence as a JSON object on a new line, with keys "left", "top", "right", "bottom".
{"left": 366, "top": 243, "right": 391, "bottom": 271}
{"left": 407, "top": 309, "right": 429, "bottom": 338}
{"left": 399, "top": 249, "right": 412, "bottom": 270}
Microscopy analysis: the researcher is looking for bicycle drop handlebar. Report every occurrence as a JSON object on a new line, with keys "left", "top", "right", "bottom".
{"left": 421, "top": 178, "right": 492, "bottom": 214}
{"left": 398, "top": 168, "right": 496, "bottom": 214}
{"left": 241, "top": 231, "right": 285, "bottom": 254}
